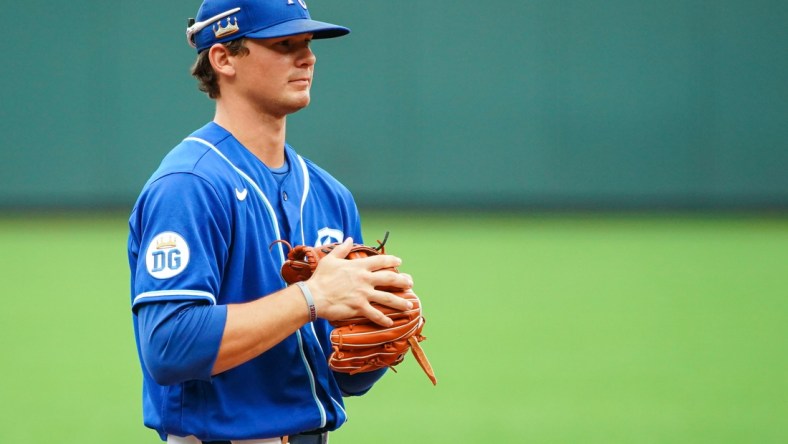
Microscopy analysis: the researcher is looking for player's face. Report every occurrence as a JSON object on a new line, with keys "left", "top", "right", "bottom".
{"left": 233, "top": 34, "right": 317, "bottom": 117}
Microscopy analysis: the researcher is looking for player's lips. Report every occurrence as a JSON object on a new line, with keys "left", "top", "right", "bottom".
{"left": 289, "top": 77, "right": 311, "bottom": 87}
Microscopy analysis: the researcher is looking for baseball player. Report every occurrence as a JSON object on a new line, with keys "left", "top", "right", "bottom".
{"left": 127, "top": 1, "right": 415, "bottom": 443}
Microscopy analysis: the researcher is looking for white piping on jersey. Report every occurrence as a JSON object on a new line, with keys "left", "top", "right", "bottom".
{"left": 134, "top": 290, "right": 216, "bottom": 305}
{"left": 183, "top": 136, "right": 331, "bottom": 427}
{"left": 294, "top": 157, "right": 346, "bottom": 426}
{"left": 309, "top": 321, "right": 348, "bottom": 427}
{"left": 291, "top": 156, "right": 330, "bottom": 429}
{"left": 296, "top": 330, "right": 327, "bottom": 428}
{"left": 183, "top": 136, "right": 286, "bottom": 264}
{"left": 296, "top": 155, "right": 310, "bottom": 245}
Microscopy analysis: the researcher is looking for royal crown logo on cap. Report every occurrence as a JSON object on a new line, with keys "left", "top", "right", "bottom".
{"left": 213, "top": 17, "right": 240, "bottom": 39}
{"left": 187, "top": 7, "right": 242, "bottom": 48}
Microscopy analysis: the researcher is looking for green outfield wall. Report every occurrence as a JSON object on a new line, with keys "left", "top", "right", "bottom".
{"left": 1, "top": 1, "right": 786, "bottom": 209}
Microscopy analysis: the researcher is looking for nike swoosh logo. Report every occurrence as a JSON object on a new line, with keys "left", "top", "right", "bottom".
{"left": 235, "top": 188, "right": 248, "bottom": 201}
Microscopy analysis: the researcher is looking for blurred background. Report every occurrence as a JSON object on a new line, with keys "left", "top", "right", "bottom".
{"left": 1, "top": 1, "right": 786, "bottom": 443}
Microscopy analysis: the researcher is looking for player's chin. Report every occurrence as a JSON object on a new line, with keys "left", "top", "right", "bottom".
{"left": 277, "top": 98, "right": 311, "bottom": 116}
{"left": 287, "top": 91, "right": 311, "bottom": 109}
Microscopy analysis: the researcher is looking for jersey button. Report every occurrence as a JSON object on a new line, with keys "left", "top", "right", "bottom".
{"left": 282, "top": 191, "right": 289, "bottom": 201}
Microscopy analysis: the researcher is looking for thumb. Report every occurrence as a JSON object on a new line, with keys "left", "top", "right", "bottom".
{"left": 326, "top": 237, "right": 353, "bottom": 259}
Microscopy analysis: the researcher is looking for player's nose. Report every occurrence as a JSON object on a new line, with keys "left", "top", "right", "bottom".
{"left": 298, "top": 47, "right": 316, "bottom": 67}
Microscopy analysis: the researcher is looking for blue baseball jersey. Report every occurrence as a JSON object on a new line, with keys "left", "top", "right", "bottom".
{"left": 128, "top": 122, "right": 365, "bottom": 440}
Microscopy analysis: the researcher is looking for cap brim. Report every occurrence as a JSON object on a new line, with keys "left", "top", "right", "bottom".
{"left": 245, "top": 19, "right": 350, "bottom": 40}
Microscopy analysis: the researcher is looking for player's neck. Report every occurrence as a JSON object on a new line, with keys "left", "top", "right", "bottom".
{"left": 213, "top": 100, "right": 287, "bottom": 168}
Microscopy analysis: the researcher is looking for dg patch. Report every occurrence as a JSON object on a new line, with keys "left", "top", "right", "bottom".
{"left": 145, "top": 231, "right": 190, "bottom": 279}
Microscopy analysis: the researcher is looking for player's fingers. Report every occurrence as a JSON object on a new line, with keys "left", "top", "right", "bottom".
{"left": 357, "top": 254, "right": 402, "bottom": 272}
{"left": 368, "top": 290, "right": 413, "bottom": 311}
{"left": 361, "top": 303, "right": 395, "bottom": 327}
{"left": 369, "top": 269, "right": 413, "bottom": 290}
{"left": 326, "top": 237, "right": 353, "bottom": 259}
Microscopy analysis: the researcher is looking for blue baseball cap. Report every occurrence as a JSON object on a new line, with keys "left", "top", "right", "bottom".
{"left": 187, "top": 0, "right": 350, "bottom": 52}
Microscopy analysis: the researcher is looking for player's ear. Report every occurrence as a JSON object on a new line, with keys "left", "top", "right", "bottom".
{"left": 208, "top": 44, "right": 236, "bottom": 78}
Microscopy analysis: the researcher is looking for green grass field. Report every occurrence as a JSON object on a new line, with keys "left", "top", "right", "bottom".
{"left": 1, "top": 212, "right": 786, "bottom": 443}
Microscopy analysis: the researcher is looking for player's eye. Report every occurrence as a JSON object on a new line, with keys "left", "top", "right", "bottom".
{"left": 276, "top": 38, "right": 311, "bottom": 51}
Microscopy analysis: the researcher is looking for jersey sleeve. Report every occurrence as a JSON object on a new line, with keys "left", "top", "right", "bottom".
{"left": 130, "top": 172, "right": 231, "bottom": 312}
{"left": 333, "top": 368, "right": 387, "bottom": 396}
{"left": 136, "top": 300, "right": 227, "bottom": 385}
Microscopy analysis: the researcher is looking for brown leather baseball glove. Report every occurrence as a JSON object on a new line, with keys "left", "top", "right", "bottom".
{"left": 274, "top": 234, "right": 437, "bottom": 385}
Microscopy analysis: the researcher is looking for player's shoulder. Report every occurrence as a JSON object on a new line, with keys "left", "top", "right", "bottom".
{"left": 148, "top": 123, "right": 235, "bottom": 184}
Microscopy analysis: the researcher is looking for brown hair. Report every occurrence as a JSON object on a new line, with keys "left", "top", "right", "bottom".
{"left": 190, "top": 39, "right": 249, "bottom": 99}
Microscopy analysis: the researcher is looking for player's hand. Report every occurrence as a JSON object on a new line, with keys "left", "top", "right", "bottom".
{"left": 306, "top": 238, "right": 414, "bottom": 326}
